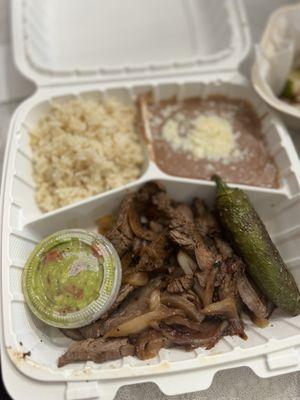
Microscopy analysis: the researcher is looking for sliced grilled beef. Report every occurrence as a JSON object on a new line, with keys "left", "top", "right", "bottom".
{"left": 135, "top": 181, "right": 166, "bottom": 207}
{"left": 157, "top": 320, "right": 227, "bottom": 350}
{"left": 58, "top": 338, "right": 134, "bottom": 367}
{"left": 202, "top": 267, "right": 218, "bottom": 306}
{"left": 120, "top": 252, "right": 134, "bottom": 270}
{"left": 226, "top": 257, "right": 245, "bottom": 274}
{"left": 192, "top": 198, "right": 207, "bottom": 217}
{"left": 160, "top": 293, "right": 204, "bottom": 322}
{"left": 205, "top": 320, "right": 230, "bottom": 349}
{"left": 194, "top": 238, "right": 217, "bottom": 270}
{"left": 151, "top": 190, "right": 174, "bottom": 217}
{"left": 195, "top": 270, "right": 209, "bottom": 288}
{"left": 169, "top": 211, "right": 201, "bottom": 251}
{"left": 58, "top": 181, "right": 274, "bottom": 367}
{"left": 202, "top": 297, "right": 247, "bottom": 339}
{"left": 237, "top": 274, "right": 268, "bottom": 320}
{"left": 149, "top": 220, "right": 164, "bottom": 233}
{"left": 106, "top": 193, "right": 135, "bottom": 256}
{"left": 192, "top": 198, "right": 219, "bottom": 235}
{"left": 100, "top": 277, "right": 164, "bottom": 337}
{"left": 128, "top": 203, "right": 156, "bottom": 241}
{"left": 60, "top": 328, "right": 84, "bottom": 341}
{"left": 167, "top": 275, "right": 193, "bottom": 294}
{"left": 137, "top": 232, "right": 170, "bottom": 271}
{"left": 219, "top": 273, "right": 237, "bottom": 300}
{"left": 114, "top": 284, "right": 136, "bottom": 308}
{"left": 135, "top": 329, "right": 170, "bottom": 360}
{"left": 163, "top": 315, "right": 204, "bottom": 331}
{"left": 214, "top": 237, "right": 233, "bottom": 260}
{"left": 175, "top": 203, "right": 194, "bottom": 222}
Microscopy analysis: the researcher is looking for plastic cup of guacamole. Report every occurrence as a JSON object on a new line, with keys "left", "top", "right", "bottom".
{"left": 22, "top": 229, "right": 122, "bottom": 329}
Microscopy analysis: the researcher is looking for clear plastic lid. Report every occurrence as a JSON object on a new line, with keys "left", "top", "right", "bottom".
{"left": 22, "top": 229, "right": 122, "bottom": 328}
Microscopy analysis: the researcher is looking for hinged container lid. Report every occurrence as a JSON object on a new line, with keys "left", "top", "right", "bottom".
{"left": 12, "top": 0, "right": 251, "bottom": 87}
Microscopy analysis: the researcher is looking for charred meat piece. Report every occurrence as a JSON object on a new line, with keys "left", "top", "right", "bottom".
{"left": 192, "top": 198, "right": 207, "bottom": 217}
{"left": 120, "top": 252, "right": 134, "bottom": 270}
{"left": 218, "top": 273, "right": 237, "bottom": 300}
{"left": 195, "top": 213, "right": 219, "bottom": 236}
{"left": 158, "top": 320, "right": 227, "bottom": 350}
{"left": 194, "top": 238, "right": 218, "bottom": 271}
{"left": 163, "top": 315, "right": 204, "bottom": 331}
{"left": 149, "top": 220, "right": 164, "bottom": 233}
{"left": 132, "top": 237, "right": 147, "bottom": 256}
{"left": 237, "top": 274, "right": 268, "bottom": 320}
{"left": 169, "top": 212, "right": 201, "bottom": 251}
{"left": 166, "top": 262, "right": 183, "bottom": 279}
{"left": 135, "top": 329, "right": 170, "bottom": 360}
{"left": 76, "top": 320, "right": 103, "bottom": 340}
{"left": 214, "top": 261, "right": 228, "bottom": 287}
{"left": 128, "top": 203, "right": 156, "bottom": 241}
{"left": 58, "top": 337, "right": 134, "bottom": 367}
{"left": 167, "top": 275, "right": 193, "bottom": 294}
{"left": 182, "top": 290, "right": 202, "bottom": 307}
{"left": 195, "top": 268, "right": 222, "bottom": 305}
{"left": 192, "top": 198, "right": 220, "bottom": 235}
{"left": 218, "top": 258, "right": 244, "bottom": 300}
{"left": 135, "top": 181, "right": 166, "bottom": 207}
{"left": 60, "top": 328, "right": 84, "bottom": 341}
{"left": 151, "top": 190, "right": 174, "bottom": 217}
{"left": 205, "top": 320, "right": 230, "bottom": 350}
{"left": 106, "top": 193, "right": 135, "bottom": 256}
{"left": 160, "top": 293, "right": 204, "bottom": 322}
{"left": 195, "top": 271, "right": 209, "bottom": 288}
{"left": 214, "top": 237, "right": 233, "bottom": 260}
{"left": 202, "top": 297, "right": 247, "bottom": 339}
{"left": 175, "top": 203, "right": 194, "bottom": 223}
{"left": 137, "top": 232, "right": 170, "bottom": 272}
{"left": 226, "top": 257, "right": 245, "bottom": 274}
{"left": 202, "top": 267, "right": 218, "bottom": 306}
{"left": 157, "top": 327, "right": 211, "bottom": 350}
{"left": 115, "top": 284, "right": 135, "bottom": 306}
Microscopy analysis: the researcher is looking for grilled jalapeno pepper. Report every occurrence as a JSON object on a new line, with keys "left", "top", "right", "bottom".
{"left": 213, "top": 175, "right": 300, "bottom": 316}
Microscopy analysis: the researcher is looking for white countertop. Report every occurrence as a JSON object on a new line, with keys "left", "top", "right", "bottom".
{"left": 0, "top": 0, "right": 299, "bottom": 399}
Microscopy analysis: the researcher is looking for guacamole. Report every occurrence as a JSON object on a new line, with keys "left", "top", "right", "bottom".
{"left": 22, "top": 230, "right": 121, "bottom": 328}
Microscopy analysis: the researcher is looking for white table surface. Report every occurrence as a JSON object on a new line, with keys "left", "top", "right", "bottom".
{"left": 0, "top": 0, "right": 300, "bottom": 399}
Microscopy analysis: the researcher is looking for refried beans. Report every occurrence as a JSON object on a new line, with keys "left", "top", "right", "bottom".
{"left": 146, "top": 96, "right": 279, "bottom": 188}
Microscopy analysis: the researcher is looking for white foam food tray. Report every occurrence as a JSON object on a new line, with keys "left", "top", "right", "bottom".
{"left": 2, "top": 1, "right": 300, "bottom": 400}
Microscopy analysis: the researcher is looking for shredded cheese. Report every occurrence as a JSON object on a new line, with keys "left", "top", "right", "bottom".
{"left": 161, "top": 114, "right": 241, "bottom": 162}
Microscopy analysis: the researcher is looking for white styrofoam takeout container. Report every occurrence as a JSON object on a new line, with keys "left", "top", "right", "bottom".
{"left": 2, "top": 1, "right": 300, "bottom": 399}
{"left": 251, "top": 3, "right": 300, "bottom": 129}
